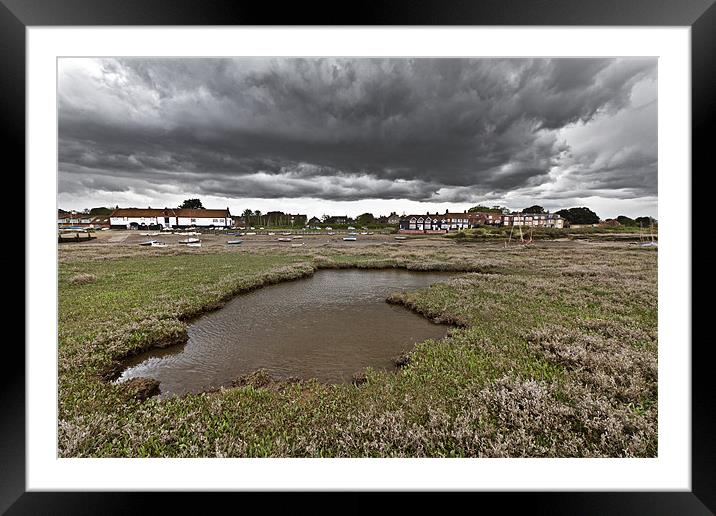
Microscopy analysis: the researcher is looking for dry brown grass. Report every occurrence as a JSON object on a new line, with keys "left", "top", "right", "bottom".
{"left": 67, "top": 273, "right": 97, "bottom": 285}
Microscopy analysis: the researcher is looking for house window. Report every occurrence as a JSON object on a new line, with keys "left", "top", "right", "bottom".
{"left": 191, "top": 218, "right": 196, "bottom": 223}
{"left": 213, "top": 219, "right": 218, "bottom": 223}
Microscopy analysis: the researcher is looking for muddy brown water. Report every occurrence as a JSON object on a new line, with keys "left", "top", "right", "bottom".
{"left": 118, "top": 270, "right": 453, "bottom": 396}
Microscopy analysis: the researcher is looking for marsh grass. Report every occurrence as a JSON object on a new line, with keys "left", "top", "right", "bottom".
{"left": 445, "top": 225, "right": 653, "bottom": 242}
{"left": 58, "top": 240, "right": 657, "bottom": 457}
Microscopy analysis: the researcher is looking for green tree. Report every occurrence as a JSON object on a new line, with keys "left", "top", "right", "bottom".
{"left": 556, "top": 207, "right": 600, "bottom": 225}
{"left": 89, "top": 207, "right": 113, "bottom": 216}
{"left": 356, "top": 213, "right": 376, "bottom": 226}
{"left": 522, "top": 205, "right": 545, "bottom": 214}
{"left": 179, "top": 198, "right": 204, "bottom": 209}
{"left": 468, "top": 205, "right": 502, "bottom": 214}
{"left": 616, "top": 215, "right": 636, "bottom": 226}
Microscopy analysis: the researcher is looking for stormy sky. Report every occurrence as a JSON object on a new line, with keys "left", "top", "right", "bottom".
{"left": 58, "top": 57, "right": 657, "bottom": 218}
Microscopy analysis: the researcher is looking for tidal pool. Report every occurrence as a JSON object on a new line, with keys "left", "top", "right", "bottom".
{"left": 119, "top": 269, "right": 452, "bottom": 396}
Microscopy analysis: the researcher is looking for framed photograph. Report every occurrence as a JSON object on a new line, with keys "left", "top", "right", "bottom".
{"left": 9, "top": 0, "right": 712, "bottom": 512}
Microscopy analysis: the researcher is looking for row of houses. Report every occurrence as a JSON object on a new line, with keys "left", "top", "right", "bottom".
{"left": 58, "top": 210, "right": 110, "bottom": 228}
{"left": 58, "top": 207, "right": 234, "bottom": 230}
{"left": 399, "top": 211, "right": 500, "bottom": 233}
{"left": 60, "top": 206, "right": 564, "bottom": 232}
{"left": 399, "top": 210, "right": 564, "bottom": 233}
{"left": 60, "top": 206, "right": 401, "bottom": 230}
{"left": 107, "top": 208, "right": 232, "bottom": 229}
{"left": 502, "top": 212, "right": 564, "bottom": 228}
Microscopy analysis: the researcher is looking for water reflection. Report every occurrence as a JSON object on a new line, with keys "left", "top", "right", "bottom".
{"left": 119, "top": 270, "right": 452, "bottom": 396}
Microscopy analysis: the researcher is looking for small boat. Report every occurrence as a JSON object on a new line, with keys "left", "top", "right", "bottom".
{"left": 292, "top": 235, "right": 303, "bottom": 239}
{"left": 394, "top": 236, "right": 408, "bottom": 240}
{"left": 246, "top": 232, "right": 256, "bottom": 236}
{"left": 343, "top": 236, "right": 357, "bottom": 241}
{"left": 179, "top": 238, "right": 200, "bottom": 244}
{"left": 139, "top": 240, "right": 157, "bottom": 246}
{"left": 227, "top": 239, "right": 243, "bottom": 245}
{"left": 268, "top": 232, "right": 275, "bottom": 236}
{"left": 187, "top": 242, "right": 202, "bottom": 248}
{"left": 277, "top": 237, "right": 292, "bottom": 242}
{"left": 291, "top": 243, "right": 304, "bottom": 247}
{"left": 151, "top": 241, "right": 167, "bottom": 247}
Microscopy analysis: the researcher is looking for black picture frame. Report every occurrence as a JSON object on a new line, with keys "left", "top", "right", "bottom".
{"left": 6, "top": 0, "right": 712, "bottom": 513}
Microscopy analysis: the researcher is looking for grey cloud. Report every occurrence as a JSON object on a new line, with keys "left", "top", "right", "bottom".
{"left": 58, "top": 57, "right": 657, "bottom": 203}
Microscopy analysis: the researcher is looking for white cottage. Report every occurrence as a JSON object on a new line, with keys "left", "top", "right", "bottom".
{"left": 109, "top": 208, "right": 175, "bottom": 229}
{"left": 109, "top": 207, "right": 232, "bottom": 229}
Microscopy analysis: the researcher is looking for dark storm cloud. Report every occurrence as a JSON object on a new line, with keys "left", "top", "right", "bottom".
{"left": 58, "top": 57, "right": 657, "bottom": 202}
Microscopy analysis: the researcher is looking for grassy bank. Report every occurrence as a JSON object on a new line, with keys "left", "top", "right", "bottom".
{"left": 445, "top": 225, "right": 655, "bottom": 241}
{"left": 58, "top": 242, "right": 657, "bottom": 457}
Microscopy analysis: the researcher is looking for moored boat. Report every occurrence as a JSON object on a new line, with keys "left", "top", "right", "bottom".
{"left": 227, "top": 239, "right": 243, "bottom": 245}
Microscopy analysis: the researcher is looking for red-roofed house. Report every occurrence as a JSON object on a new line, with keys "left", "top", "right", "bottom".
{"left": 58, "top": 210, "right": 92, "bottom": 227}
